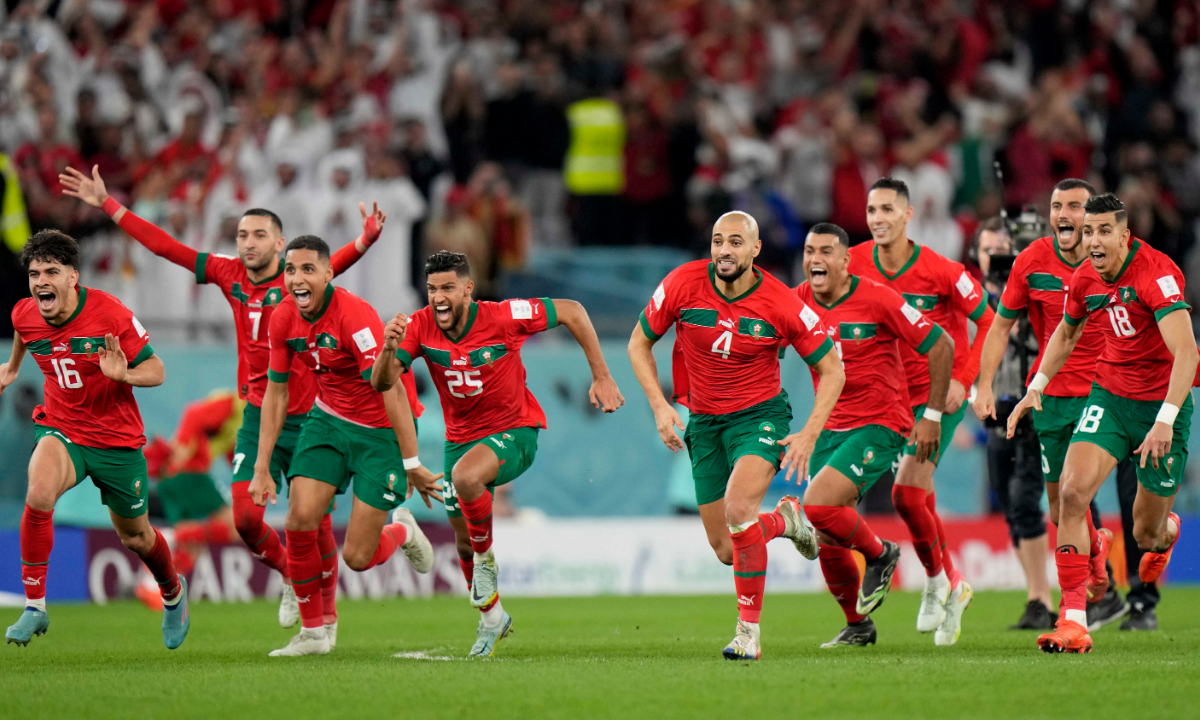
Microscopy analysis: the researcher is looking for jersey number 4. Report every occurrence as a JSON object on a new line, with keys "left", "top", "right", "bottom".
{"left": 51, "top": 358, "right": 83, "bottom": 389}
{"left": 445, "top": 370, "right": 483, "bottom": 397}
{"left": 711, "top": 330, "right": 733, "bottom": 359}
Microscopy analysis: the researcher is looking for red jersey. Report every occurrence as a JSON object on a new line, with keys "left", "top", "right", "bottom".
{"left": 797, "top": 276, "right": 944, "bottom": 435}
{"left": 268, "top": 285, "right": 420, "bottom": 428}
{"left": 12, "top": 286, "right": 153, "bottom": 449}
{"left": 849, "top": 241, "right": 991, "bottom": 406}
{"left": 396, "top": 299, "right": 553, "bottom": 443}
{"left": 641, "top": 260, "right": 834, "bottom": 416}
{"left": 116, "top": 210, "right": 364, "bottom": 416}
{"left": 171, "top": 390, "right": 245, "bottom": 474}
{"left": 998, "top": 236, "right": 1107, "bottom": 397}
{"left": 1063, "top": 239, "right": 1190, "bottom": 401}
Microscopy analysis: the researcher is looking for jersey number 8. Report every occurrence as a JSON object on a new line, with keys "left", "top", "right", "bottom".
{"left": 445, "top": 370, "right": 483, "bottom": 398}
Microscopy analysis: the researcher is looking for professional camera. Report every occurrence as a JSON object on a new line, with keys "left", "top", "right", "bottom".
{"left": 984, "top": 204, "right": 1049, "bottom": 286}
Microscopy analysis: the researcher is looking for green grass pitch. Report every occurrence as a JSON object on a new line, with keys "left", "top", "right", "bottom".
{"left": 3, "top": 590, "right": 1199, "bottom": 719}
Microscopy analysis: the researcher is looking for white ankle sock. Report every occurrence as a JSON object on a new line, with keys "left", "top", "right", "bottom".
{"left": 26, "top": 599, "right": 47, "bottom": 612}
{"left": 1065, "top": 609, "right": 1087, "bottom": 625}
{"left": 927, "top": 570, "right": 949, "bottom": 591}
{"left": 481, "top": 600, "right": 504, "bottom": 627}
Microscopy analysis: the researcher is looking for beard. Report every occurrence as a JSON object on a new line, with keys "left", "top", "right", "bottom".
{"left": 714, "top": 261, "right": 750, "bottom": 283}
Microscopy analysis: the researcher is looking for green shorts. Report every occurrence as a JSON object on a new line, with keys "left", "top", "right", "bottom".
{"left": 811, "top": 424, "right": 907, "bottom": 496}
{"left": 231, "top": 403, "right": 307, "bottom": 489}
{"left": 1033, "top": 395, "right": 1088, "bottom": 484}
{"left": 156, "top": 472, "right": 229, "bottom": 525}
{"left": 1069, "top": 383, "right": 1193, "bottom": 497}
{"left": 684, "top": 391, "right": 792, "bottom": 506}
{"left": 443, "top": 427, "right": 539, "bottom": 518}
{"left": 901, "top": 401, "right": 968, "bottom": 467}
{"left": 289, "top": 406, "right": 405, "bottom": 512}
{"left": 35, "top": 424, "right": 150, "bottom": 518}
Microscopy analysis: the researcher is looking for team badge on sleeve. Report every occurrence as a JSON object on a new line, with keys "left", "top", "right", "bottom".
{"left": 1158, "top": 275, "right": 1181, "bottom": 299}
{"left": 352, "top": 327, "right": 377, "bottom": 352}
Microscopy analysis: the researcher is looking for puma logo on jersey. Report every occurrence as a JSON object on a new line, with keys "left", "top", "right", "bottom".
{"left": 758, "top": 437, "right": 774, "bottom": 445}
{"left": 53, "top": 343, "right": 67, "bottom": 353}
{"left": 130, "top": 500, "right": 144, "bottom": 510}
{"left": 383, "top": 492, "right": 396, "bottom": 501}
{"left": 719, "top": 318, "right": 734, "bottom": 329}
{"left": 851, "top": 465, "right": 864, "bottom": 477}
{"left": 490, "top": 438, "right": 506, "bottom": 449}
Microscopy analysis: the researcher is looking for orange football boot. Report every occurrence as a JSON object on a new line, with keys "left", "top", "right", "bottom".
{"left": 135, "top": 581, "right": 164, "bottom": 612}
{"left": 1087, "top": 528, "right": 1113, "bottom": 603}
{"left": 1139, "top": 513, "right": 1180, "bottom": 585}
{"left": 1037, "top": 618, "right": 1093, "bottom": 654}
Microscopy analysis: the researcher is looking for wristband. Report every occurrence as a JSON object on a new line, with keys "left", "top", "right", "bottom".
{"left": 102, "top": 196, "right": 121, "bottom": 217}
{"left": 1029, "top": 373, "right": 1050, "bottom": 392}
{"left": 1156, "top": 403, "right": 1180, "bottom": 427}
{"left": 402, "top": 456, "right": 422, "bottom": 471}
{"left": 922, "top": 407, "right": 943, "bottom": 422}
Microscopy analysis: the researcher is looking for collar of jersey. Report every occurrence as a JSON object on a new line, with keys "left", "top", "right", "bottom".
{"left": 873, "top": 241, "right": 920, "bottom": 280}
{"left": 814, "top": 275, "right": 859, "bottom": 310}
{"left": 1051, "top": 237, "right": 1084, "bottom": 269}
{"left": 707, "top": 262, "right": 762, "bottom": 303}
{"left": 1099, "top": 238, "right": 1141, "bottom": 285}
{"left": 247, "top": 259, "right": 285, "bottom": 286}
{"left": 300, "top": 284, "right": 335, "bottom": 324}
{"left": 441, "top": 301, "right": 478, "bottom": 343}
{"left": 45, "top": 286, "right": 88, "bottom": 328}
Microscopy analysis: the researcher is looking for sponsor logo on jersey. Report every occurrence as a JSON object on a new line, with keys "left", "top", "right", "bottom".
{"left": 353, "top": 327, "right": 377, "bottom": 352}
{"left": 737, "top": 595, "right": 757, "bottom": 606}
{"left": 799, "top": 304, "right": 820, "bottom": 330}
{"left": 758, "top": 437, "right": 774, "bottom": 445}
{"left": 453, "top": 357, "right": 468, "bottom": 366}
{"left": 955, "top": 271, "right": 976, "bottom": 299}
{"left": 53, "top": 343, "right": 67, "bottom": 353}
{"left": 131, "top": 500, "right": 144, "bottom": 510}
{"left": 383, "top": 492, "right": 397, "bottom": 502}
{"left": 510, "top": 299, "right": 533, "bottom": 319}
{"left": 652, "top": 283, "right": 665, "bottom": 310}
{"left": 900, "top": 302, "right": 923, "bottom": 324}
{"left": 22, "top": 577, "right": 41, "bottom": 586}
{"left": 490, "top": 438, "right": 506, "bottom": 449}
{"left": 719, "top": 318, "right": 734, "bottom": 329}
{"left": 1158, "top": 275, "right": 1182, "bottom": 299}
{"left": 850, "top": 465, "right": 864, "bottom": 477}
{"left": 132, "top": 316, "right": 148, "bottom": 338}
{"left": 470, "top": 533, "right": 490, "bottom": 543}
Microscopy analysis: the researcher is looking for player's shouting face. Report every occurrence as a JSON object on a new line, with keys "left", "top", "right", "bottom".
{"left": 237, "top": 211, "right": 285, "bottom": 273}
{"left": 1049, "top": 186, "right": 1090, "bottom": 254}
{"left": 284, "top": 240, "right": 333, "bottom": 318}
{"left": 866, "top": 187, "right": 913, "bottom": 247}
{"left": 1081, "top": 209, "right": 1131, "bottom": 280}
{"left": 426, "top": 270, "right": 474, "bottom": 332}
{"left": 802, "top": 231, "right": 849, "bottom": 293}
{"left": 24, "top": 231, "right": 80, "bottom": 323}
{"left": 710, "top": 212, "right": 760, "bottom": 282}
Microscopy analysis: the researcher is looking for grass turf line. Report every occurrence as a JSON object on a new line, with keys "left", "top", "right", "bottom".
{"left": 2, "top": 590, "right": 1198, "bottom": 719}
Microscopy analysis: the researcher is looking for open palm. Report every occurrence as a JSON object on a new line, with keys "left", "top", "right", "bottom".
{"left": 59, "top": 165, "right": 109, "bottom": 208}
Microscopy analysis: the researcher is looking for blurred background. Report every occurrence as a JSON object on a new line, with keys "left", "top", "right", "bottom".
{"left": 2, "top": 0, "right": 1200, "bottom": 603}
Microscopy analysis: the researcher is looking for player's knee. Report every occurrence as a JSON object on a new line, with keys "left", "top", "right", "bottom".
{"left": 1056, "top": 477, "right": 1091, "bottom": 517}
{"left": 451, "top": 467, "right": 487, "bottom": 498}
{"left": 1132, "top": 522, "right": 1162, "bottom": 551}
{"left": 283, "top": 507, "right": 321, "bottom": 532}
{"left": 342, "top": 547, "right": 372, "bottom": 572}
{"left": 708, "top": 538, "right": 732, "bottom": 566}
{"left": 722, "top": 499, "right": 755, "bottom": 527}
{"left": 23, "top": 485, "right": 57, "bottom": 513}
{"left": 119, "top": 529, "right": 155, "bottom": 555}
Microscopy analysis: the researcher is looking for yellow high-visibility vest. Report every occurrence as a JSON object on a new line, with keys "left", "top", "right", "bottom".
{"left": 564, "top": 99, "right": 625, "bottom": 195}
{"left": 0, "top": 154, "right": 31, "bottom": 254}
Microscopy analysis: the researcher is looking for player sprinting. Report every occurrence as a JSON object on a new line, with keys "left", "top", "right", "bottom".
{"left": 59, "top": 165, "right": 396, "bottom": 630}
{"left": 629, "top": 211, "right": 845, "bottom": 660}
{"left": 253, "top": 235, "right": 440, "bottom": 657}
{"left": 1008, "top": 193, "right": 1198, "bottom": 653}
{"left": 3, "top": 230, "right": 189, "bottom": 649}
{"left": 371, "top": 250, "right": 625, "bottom": 657}
{"left": 973, "top": 179, "right": 1115, "bottom": 612}
{"left": 848, "top": 178, "right": 995, "bottom": 645}
{"left": 797, "top": 223, "right": 955, "bottom": 648}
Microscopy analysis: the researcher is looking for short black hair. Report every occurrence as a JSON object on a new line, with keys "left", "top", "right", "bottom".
{"left": 242, "top": 208, "right": 284, "bottom": 234}
{"left": 1053, "top": 178, "right": 1097, "bottom": 196}
{"left": 869, "top": 177, "right": 909, "bottom": 203}
{"left": 808, "top": 222, "right": 851, "bottom": 247}
{"left": 284, "top": 235, "right": 330, "bottom": 261}
{"left": 1083, "top": 193, "right": 1127, "bottom": 224}
{"left": 22, "top": 229, "right": 80, "bottom": 270}
{"left": 425, "top": 250, "right": 470, "bottom": 277}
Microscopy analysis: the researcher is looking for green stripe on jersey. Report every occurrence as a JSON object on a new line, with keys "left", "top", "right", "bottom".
{"left": 285, "top": 338, "right": 307, "bottom": 353}
{"left": 69, "top": 336, "right": 107, "bottom": 354}
{"left": 469, "top": 344, "right": 508, "bottom": 367}
{"left": 395, "top": 348, "right": 414, "bottom": 369}
{"left": 802, "top": 336, "right": 834, "bottom": 366}
{"left": 1027, "top": 273, "right": 1063, "bottom": 291}
{"left": 1084, "top": 294, "right": 1110, "bottom": 312}
{"left": 839, "top": 323, "right": 876, "bottom": 341}
{"left": 1155, "top": 300, "right": 1191, "bottom": 321}
{"left": 915, "top": 324, "right": 944, "bottom": 356}
{"left": 737, "top": 316, "right": 777, "bottom": 339}
{"left": 1117, "top": 286, "right": 1139, "bottom": 305}
{"left": 902, "top": 293, "right": 938, "bottom": 312}
{"left": 26, "top": 339, "right": 52, "bottom": 355}
{"left": 314, "top": 333, "right": 338, "bottom": 349}
{"left": 680, "top": 308, "right": 718, "bottom": 328}
{"left": 968, "top": 292, "right": 990, "bottom": 322}
{"left": 638, "top": 311, "right": 661, "bottom": 341}
{"left": 229, "top": 283, "right": 251, "bottom": 304}
{"left": 194, "top": 252, "right": 209, "bottom": 284}
{"left": 421, "top": 345, "right": 453, "bottom": 368}
{"left": 997, "top": 302, "right": 1021, "bottom": 320}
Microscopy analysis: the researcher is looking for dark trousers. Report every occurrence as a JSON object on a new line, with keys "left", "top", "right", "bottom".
{"left": 987, "top": 429, "right": 1046, "bottom": 545}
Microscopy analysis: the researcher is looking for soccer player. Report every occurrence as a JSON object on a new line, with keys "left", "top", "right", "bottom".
{"left": 1008, "top": 194, "right": 1198, "bottom": 653}
{"left": 253, "top": 235, "right": 440, "bottom": 657}
{"left": 3, "top": 230, "right": 189, "bottom": 649}
{"left": 629, "top": 211, "right": 845, "bottom": 660}
{"left": 371, "top": 250, "right": 625, "bottom": 657}
{"left": 797, "top": 223, "right": 955, "bottom": 648}
{"left": 973, "top": 179, "right": 1117, "bottom": 628}
{"left": 848, "top": 178, "right": 995, "bottom": 645}
{"left": 59, "top": 165, "right": 392, "bottom": 629}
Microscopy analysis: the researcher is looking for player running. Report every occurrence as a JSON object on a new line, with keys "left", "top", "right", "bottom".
{"left": 58, "top": 164, "right": 396, "bottom": 629}
{"left": 629, "top": 211, "right": 845, "bottom": 660}
{"left": 254, "top": 235, "right": 439, "bottom": 657}
{"left": 1008, "top": 194, "right": 1198, "bottom": 653}
{"left": 797, "top": 223, "right": 955, "bottom": 648}
{"left": 371, "top": 250, "right": 625, "bottom": 657}
{"left": 848, "top": 178, "right": 995, "bottom": 645}
{"left": 973, "top": 179, "right": 1116, "bottom": 616}
{"left": 3, "top": 230, "right": 189, "bottom": 649}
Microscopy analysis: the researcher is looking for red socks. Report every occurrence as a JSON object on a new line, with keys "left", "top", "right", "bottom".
{"left": 892, "top": 485, "right": 943, "bottom": 576}
{"left": 925, "top": 492, "right": 959, "bottom": 586}
{"left": 460, "top": 492, "right": 494, "bottom": 554}
{"left": 1056, "top": 547, "right": 1089, "bottom": 614}
{"left": 140, "top": 529, "right": 182, "bottom": 600}
{"left": 804, "top": 504, "right": 884, "bottom": 559}
{"left": 360, "top": 523, "right": 409, "bottom": 571}
{"left": 318, "top": 514, "right": 338, "bottom": 624}
{"left": 20, "top": 506, "right": 54, "bottom": 602}
{"left": 758, "top": 512, "right": 787, "bottom": 542}
{"left": 818, "top": 545, "right": 865, "bottom": 624}
{"left": 231, "top": 481, "right": 289, "bottom": 578}
{"left": 174, "top": 518, "right": 232, "bottom": 545}
{"left": 459, "top": 557, "right": 474, "bottom": 590}
{"left": 730, "top": 523, "right": 767, "bottom": 624}
{"left": 286, "top": 529, "right": 325, "bottom": 629}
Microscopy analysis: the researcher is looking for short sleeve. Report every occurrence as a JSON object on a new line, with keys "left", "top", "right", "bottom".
{"left": 267, "top": 301, "right": 296, "bottom": 382}
{"left": 947, "top": 262, "right": 990, "bottom": 322}
{"left": 194, "top": 252, "right": 239, "bottom": 290}
{"left": 395, "top": 313, "right": 424, "bottom": 370}
{"left": 115, "top": 304, "right": 154, "bottom": 368}
{"left": 344, "top": 303, "right": 386, "bottom": 381}
{"left": 881, "top": 292, "right": 945, "bottom": 356}
{"left": 1140, "top": 258, "right": 1190, "bottom": 322}
{"left": 503, "top": 298, "right": 557, "bottom": 339}
{"left": 997, "top": 254, "right": 1030, "bottom": 320}
{"left": 640, "top": 272, "right": 681, "bottom": 340}
{"left": 787, "top": 298, "right": 834, "bottom": 366}
{"left": 1063, "top": 271, "right": 1089, "bottom": 325}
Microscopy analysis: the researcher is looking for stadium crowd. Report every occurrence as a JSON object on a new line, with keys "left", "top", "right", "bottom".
{"left": 4, "top": 0, "right": 1200, "bottom": 329}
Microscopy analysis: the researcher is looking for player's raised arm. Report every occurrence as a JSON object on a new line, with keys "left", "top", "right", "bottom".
{"left": 0, "top": 332, "right": 27, "bottom": 398}
{"left": 551, "top": 299, "right": 624, "bottom": 412}
{"left": 59, "top": 165, "right": 200, "bottom": 270}
{"left": 1134, "top": 308, "right": 1199, "bottom": 468}
{"left": 330, "top": 201, "right": 387, "bottom": 275}
{"left": 1006, "top": 317, "right": 1086, "bottom": 438}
